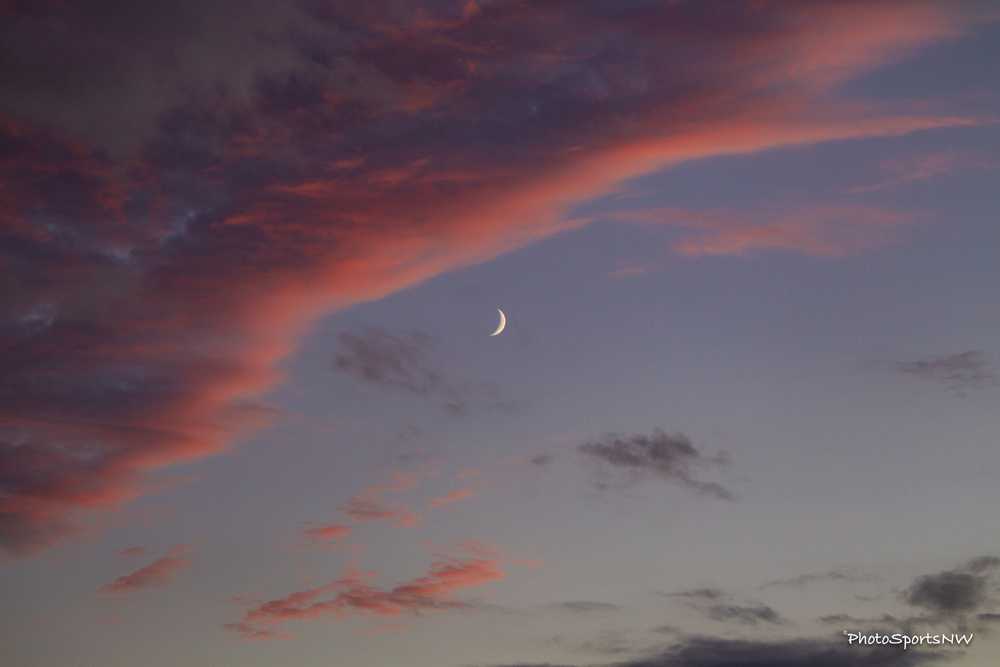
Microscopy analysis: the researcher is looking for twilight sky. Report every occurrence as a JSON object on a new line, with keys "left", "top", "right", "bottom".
{"left": 2, "top": 2, "right": 1000, "bottom": 666}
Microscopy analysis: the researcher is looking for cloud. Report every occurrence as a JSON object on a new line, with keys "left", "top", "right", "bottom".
{"left": 340, "top": 496, "right": 420, "bottom": 528}
{"left": 1, "top": 0, "right": 987, "bottom": 555}
{"left": 704, "top": 603, "right": 784, "bottom": 626}
{"left": 333, "top": 328, "right": 514, "bottom": 415}
{"left": 963, "top": 556, "right": 1000, "bottom": 574}
{"left": 548, "top": 601, "right": 622, "bottom": 614}
{"left": 665, "top": 587, "right": 783, "bottom": 626}
{"left": 482, "top": 635, "right": 951, "bottom": 667}
{"left": 99, "top": 545, "right": 191, "bottom": 594}
{"left": 904, "top": 571, "right": 988, "bottom": 615}
{"left": 849, "top": 150, "right": 998, "bottom": 193}
{"left": 579, "top": 430, "right": 732, "bottom": 499}
{"left": 763, "top": 568, "right": 877, "bottom": 589}
{"left": 529, "top": 454, "right": 554, "bottom": 467}
{"left": 621, "top": 636, "right": 951, "bottom": 667}
{"left": 894, "top": 351, "right": 997, "bottom": 394}
{"left": 303, "top": 523, "right": 352, "bottom": 544}
{"left": 428, "top": 487, "right": 476, "bottom": 509}
{"left": 613, "top": 205, "right": 916, "bottom": 258}
{"left": 664, "top": 588, "right": 727, "bottom": 602}
{"left": 228, "top": 553, "right": 504, "bottom": 639}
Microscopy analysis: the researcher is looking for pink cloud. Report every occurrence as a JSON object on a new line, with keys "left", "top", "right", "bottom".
{"left": 303, "top": 523, "right": 352, "bottom": 544}
{"left": 428, "top": 487, "right": 476, "bottom": 509}
{"left": 228, "top": 554, "right": 504, "bottom": 639}
{"left": 99, "top": 545, "right": 191, "bottom": 594}
{"left": 850, "top": 150, "right": 999, "bottom": 193}
{"left": 613, "top": 205, "right": 915, "bottom": 258}
{"left": 1, "top": 1, "right": 988, "bottom": 556}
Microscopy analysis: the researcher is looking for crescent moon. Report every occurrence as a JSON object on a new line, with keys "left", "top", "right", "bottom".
{"left": 489, "top": 308, "right": 507, "bottom": 336}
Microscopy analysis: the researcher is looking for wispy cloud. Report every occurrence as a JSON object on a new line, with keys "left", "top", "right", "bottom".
{"left": 762, "top": 568, "right": 877, "bottom": 589}
{"left": 547, "top": 601, "right": 623, "bottom": 614}
{"left": 579, "top": 429, "right": 733, "bottom": 499}
{"left": 227, "top": 550, "right": 505, "bottom": 639}
{"left": 894, "top": 350, "right": 997, "bottom": 395}
{"left": 334, "top": 328, "right": 515, "bottom": 415}
{"left": 428, "top": 487, "right": 476, "bottom": 510}
{"left": 612, "top": 205, "right": 915, "bottom": 258}
{"left": 99, "top": 545, "right": 191, "bottom": 594}
{"left": 303, "top": 523, "right": 352, "bottom": 544}
{"left": 850, "top": 150, "right": 998, "bottom": 193}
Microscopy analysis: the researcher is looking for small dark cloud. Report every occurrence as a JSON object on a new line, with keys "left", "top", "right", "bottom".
{"left": 548, "top": 601, "right": 622, "bottom": 614}
{"left": 976, "top": 612, "right": 1000, "bottom": 623}
{"left": 894, "top": 350, "right": 996, "bottom": 395}
{"left": 705, "top": 603, "right": 784, "bottom": 626}
{"left": 578, "top": 429, "right": 732, "bottom": 499}
{"left": 904, "top": 571, "right": 988, "bottom": 615}
{"left": 334, "top": 327, "right": 515, "bottom": 415}
{"left": 664, "top": 588, "right": 726, "bottom": 602}
{"left": 818, "top": 613, "right": 903, "bottom": 628}
{"left": 763, "top": 568, "right": 876, "bottom": 589}
{"left": 530, "top": 454, "right": 553, "bottom": 466}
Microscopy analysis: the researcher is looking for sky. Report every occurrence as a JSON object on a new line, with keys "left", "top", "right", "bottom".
{"left": 2, "top": 1, "right": 1000, "bottom": 666}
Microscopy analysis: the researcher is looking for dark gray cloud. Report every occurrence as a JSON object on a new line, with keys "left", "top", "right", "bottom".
{"left": 704, "top": 603, "right": 784, "bottom": 626}
{"left": 664, "top": 588, "right": 726, "bottom": 602}
{"left": 333, "top": 327, "right": 514, "bottom": 415}
{"left": 482, "top": 636, "right": 951, "bottom": 667}
{"left": 530, "top": 454, "right": 554, "bottom": 467}
{"left": 548, "top": 601, "right": 622, "bottom": 614}
{"left": 963, "top": 556, "right": 1000, "bottom": 574}
{"left": 665, "top": 587, "right": 783, "bottom": 626}
{"left": 578, "top": 430, "right": 732, "bottom": 499}
{"left": 894, "top": 350, "right": 996, "bottom": 394}
{"left": 763, "top": 568, "right": 876, "bottom": 589}
{"left": 904, "top": 571, "right": 988, "bottom": 615}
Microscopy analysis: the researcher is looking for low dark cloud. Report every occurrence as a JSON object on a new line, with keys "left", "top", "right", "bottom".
{"left": 894, "top": 351, "right": 996, "bottom": 394}
{"left": 530, "top": 454, "right": 553, "bottom": 467}
{"left": 578, "top": 430, "right": 732, "bottom": 499}
{"left": 333, "top": 327, "right": 514, "bottom": 415}
{"left": 763, "top": 568, "right": 876, "bottom": 589}
{"left": 482, "top": 636, "right": 951, "bottom": 667}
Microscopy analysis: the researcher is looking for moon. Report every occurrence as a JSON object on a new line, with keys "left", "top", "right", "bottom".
{"left": 489, "top": 308, "right": 507, "bottom": 336}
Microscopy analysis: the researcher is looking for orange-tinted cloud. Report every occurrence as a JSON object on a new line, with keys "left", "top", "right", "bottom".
{"left": 303, "top": 523, "right": 352, "bottom": 544}
{"left": 614, "top": 205, "right": 916, "bottom": 258}
{"left": 99, "top": 545, "right": 191, "bottom": 594}
{"left": 850, "top": 150, "right": 999, "bottom": 193}
{"left": 228, "top": 553, "right": 504, "bottom": 639}
{"left": 428, "top": 487, "right": 476, "bottom": 509}
{"left": 0, "top": 0, "right": 989, "bottom": 555}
